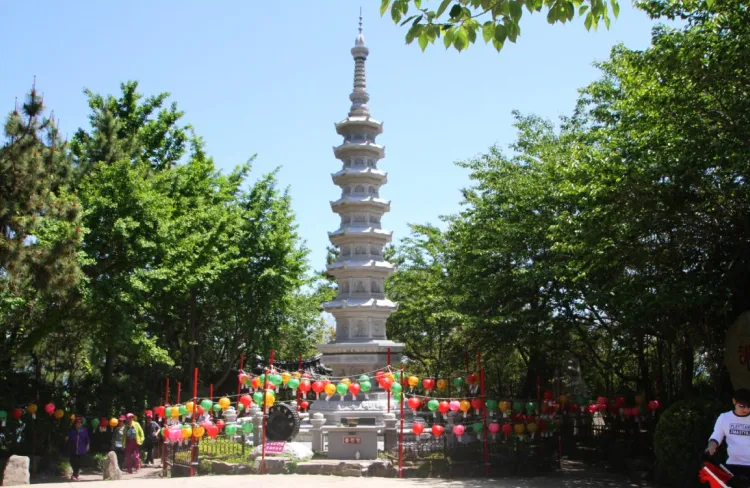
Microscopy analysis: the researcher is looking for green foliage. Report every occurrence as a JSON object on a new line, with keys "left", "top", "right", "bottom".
{"left": 654, "top": 398, "right": 725, "bottom": 486}
{"left": 381, "top": 0, "right": 619, "bottom": 52}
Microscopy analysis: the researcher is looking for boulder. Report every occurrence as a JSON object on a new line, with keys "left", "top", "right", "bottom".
{"left": 332, "top": 461, "right": 363, "bottom": 477}
{"left": 296, "top": 463, "right": 333, "bottom": 475}
{"left": 210, "top": 461, "right": 235, "bottom": 475}
{"left": 232, "top": 464, "right": 253, "bottom": 475}
{"left": 2, "top": 456, "right": 30, "bottom": 486}
{"left": 252, "top": 458, "right": 287, "bottom": 474}
{"left": 368, "top": 460, "right": 396, "bottom": 478}
{"left": 103, "top": 451, "right": 122, "bottom": 480}
{"left": 251, "top": 441, "right": 313, "bottom": 461}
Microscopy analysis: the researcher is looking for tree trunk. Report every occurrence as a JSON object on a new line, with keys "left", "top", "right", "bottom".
{"left": 104, "top": 344, "right": 115, "bottom": 386}
{"left": 680, "top": 336, "right": 694, "bottom": 398}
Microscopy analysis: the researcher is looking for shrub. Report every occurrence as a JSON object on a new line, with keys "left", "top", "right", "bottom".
{"left": 92, "top": 453, "right": 108, "bottom": 472}
{"left": 654, "top": 398, "right": 726, "bottom": 487}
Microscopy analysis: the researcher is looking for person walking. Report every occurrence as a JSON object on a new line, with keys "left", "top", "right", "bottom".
{"left": 111, "top": 415, "right": 126, "bottom": 468}
{"left": 122, "top": 413, "right": 144, "bottom": 474}
{"left": 65, "top": 416, "right": 90, "bottom": 481}
{"left": 142, "top": 412, "right": 160, "bottom": 466}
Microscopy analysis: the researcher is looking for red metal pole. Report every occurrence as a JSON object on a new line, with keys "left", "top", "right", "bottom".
{"left": 209, "top": 384, "right": 214, "bottom": 419}
{"left": 237, "top": 353, "right": 245, "bottom": 410}
{"left": 177, "top": 382, "right": 181, "bottom": 404}
{"left": 481, "top": 366, "right": 489, "bottom": 478}
{"left": 297, "top": 354, "right": 303, "bottom": 411}
{"left": 261, "top": 349, "right": 275, "bottom": 475}
{"left": 387, "top": 348, "right": 391, "bottom": 413}
{"left": 190, "top": 367, "right": 198, "bottom": 477}
{"left": 162, "top": 377, "right": 169, "bottom": 472}
{"left": 399, "top": 366, "right": 404, "bottom": 478}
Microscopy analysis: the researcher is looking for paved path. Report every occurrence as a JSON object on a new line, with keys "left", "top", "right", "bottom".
{"left": 30, "top": 472, "right": 651, "bottom": 488}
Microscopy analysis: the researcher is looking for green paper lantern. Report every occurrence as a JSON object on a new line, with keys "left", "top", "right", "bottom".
{"left": 512, "top": 401, "right": 523, "bottom": 412}
{"left": 259, "top": 374, "right": 265, "bottom": 385}
{"left": 427, "top": 399, "right": 439, "bottom": 412}
{"left": 453, "top": 377, "right": 464, "bottom": 389}
{"left": 360, "top": 381, "right": 372, "bottom": 393}
{"left": 526, "top": 402, "right": 537, "bottom": 414}
{"left": 287, "top": 378, "right": 300, "bottom": 390}
{"left": 165, "top": 406, "right": 173, "bottom": 418}
{"left": 0, "top": 410, "right": 6, "bottom": 421}
{"left": 472, "top": 422, "right": 483, "bottom": 434}
{"left": 160, "top": 427, "right": 165, "bottom": 437}
{"left": 237, "top": 403, "right": 244, "bottom": 412}
{"left": 359, "top": 375, "right": 370, "bottom": 382}
{"left": 486, "top": 399, "right": 498, "bottom": 411}
{"left": 200, "top": 399, "right": 213, "bottom": 411}
{"left": 242, "top": 422, "right": 253, "bottom": 434}
{"left": 391, "top": 383, "right": 402, "bottom": 395}
{"left": 225, "top": 425, "right": 238, "bottom": 436}
{"left": 336, "top": 383, "right": 348, "bottom": 396}
{"left": 212, "top": 404, "right": 222, "bottom": 413}
{"left": 393, "top": 391, "right": 402, "bottom": 401}
{"left": 178, "top": 405, "right": 188, "bottom": 416}
{"left": 253, "top": 392, "right": 264, "bottom": 404}
{"left": 394, "top": 371, "right": 402, "bottom": 382}
{"left": 89, "top": 418, "right": 98, "bottom": 430}
{"left": 270, "top": 374, "right": 283, "bottom": 386}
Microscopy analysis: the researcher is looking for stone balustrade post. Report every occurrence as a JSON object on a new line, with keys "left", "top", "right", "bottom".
{"left": 310, "top": 413, "right": 327, "bottom": 453}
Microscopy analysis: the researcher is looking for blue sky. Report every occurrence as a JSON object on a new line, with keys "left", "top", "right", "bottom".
{"left": 2, "top": 1, "right": 664, "bottom": 273}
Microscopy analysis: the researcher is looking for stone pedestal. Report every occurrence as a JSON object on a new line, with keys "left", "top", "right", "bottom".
{"left": 326, "top": 425, "right": 378, "bottom": 460}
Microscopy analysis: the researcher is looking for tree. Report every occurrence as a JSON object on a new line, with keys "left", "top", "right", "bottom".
{"left": 380, "top": 0, "right": 620, "bottom": 52}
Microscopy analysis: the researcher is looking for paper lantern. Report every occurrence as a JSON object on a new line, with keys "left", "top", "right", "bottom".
{"left": 453, "top": 377, "right": 464, "bottom": 389}
{"left": 281, "top": 372, "right": 291, "bottom": 385}
{"left": 171, "top": 406, "right": 181, "bottom": 418}
{"left": 408, "top": 397, "right": 421, "bottom": 413}
{"left": 99, "top": 418, "right": 108, "bottom": 428}
{"left": 597, "top": 396, "right": 608, "bottom": 406}
{"left": 200, "top": 399, "right": 213, "bottom": 411}
{"left": 292, "top": 372, "right": 302, "bottom": 379}
{"left": 391, "top": 383, "right": 403, "bottom": 395}
{"left": 26, "top": 404, "right": 37, "bottom": 419}
{"left": 381, "top": 378, "right": 393, "bottom": 391}
{"left": 412, "top": 423, "right": 424, "bottom": 435}
{"left": 44, "top": 403, "right": 55, "bottom": 416}
{"left": 437, "top": 379, "right": 448, "bottom": 390}
{"left": 501, "top": 423, "right": 512, "bottom": 437}
{"left": 559, "top": 394, "right": 568, "bottom": 405}
{"left": 422, "top": 378, "right": 435, "bottom": 391}
{"left": 54, "top": 409, "right": 64, "bottom": 420}
{"left": 438, "top": 401, "right": 450, "bottom": 418}
{"left": 459, "top": 400, "right": 471, "bottom": 418}
{"left": 513, "top": 423, "right": 525, "bottom": 435}
{"left": 212, "top": 403, "right": 222, "bottom": 413}
{"left": 360, "top": 381, "right": 372, "bottom": 393}
{"left": 197, "top": 406, "right": 205, "bottom": 415}
{"left": 194, "top": 426, "right": 205, "bottom": 438}
{"left": 471, "top": 398, "right": 484, "bottom": 414}
{"left": 239, "top": 373, "right": 249, "bottom": 385}
{"left": 207, "top": 425, "right": 219, "bottom": 440}
{"left": 0, "top": 410, "right": 7, "bottom": 426}
{"left": 155, "top": 406, "right": 166, "bottom": 418}
{"left": 588, "top": 404, "right": 598, "bottom": 415}
{"left": 259, "top": 374, "right": 266, "bottom": 385}
{"left": 242, "top": 422, "right": 254, "bottom": 434}
{"left": 181, "top": 425, "right": 193, "bottom": 440}
{"left": 512, "top": 401, "right": 523, "bottom": 412}
{"left": 449, "top": 400, "right": 460, "bottom": 413}
{"left": 385, "top": 372, "right": 395, "bottom": 382}
{"left": 264, "top": 390, "right": 276, "bottom": 408}
{"left": 270, "top": 374, "right": 283, "bottom": 387}
{"left": 251, "top": 377, "right": 262, "bottom": 389}
{"left": 336, "top": 382, "right": 348, "bottom": 399}
{"left": 431, "top": 424, "right": 445, "bottom": 437}
{"left": 288, "top": 378, "right": 300, "bottom": 392}
{"left": 299, "top": 401, "right": 310, "bottom": 412}
{"left": 217, "top": 397, "right": 230, "bottom": 410}
{"left": 467, "top": 373, "right": 478, "bottom": 385}
{"left": 499, "top": 401, "right": 511, "bottom": 414}
{"left": 648, "top": 400, "right": 659, "bottom": 412}
{"left": 348, "top": 383, "right": 361, "bottom": 398}
{"left": 225, "top": 424, "right": 238, "bottom": 436}
{"left": 299, "top": 379, "right": 311, "bottom": 396}
{"left": 472, "top": 422, "right": 483, "bottom": 434}
{"left": 486, "top": 399, "right": 498, "bottom": 412}
{"left": 239, "top": 395, "right": 253, "bottom": 409}
{"left": 340, "top": 378, "right": 351, "bottom": 387}
{"left": 359, "top": 374, "right": 370, "bottom": 382}
{"left": 525, "top": 402, "right": 537, "bottom": 414}
{"left": 253, "top": 391, "right": 264, "bottom": 404}
{"left": 489, "top": 422, "right": 500, "bottom": 438}
{"left": 408, "top": 376, "right": 419, "bottom": 389}
{"left": 312, "top": 381, "right": 325, "bottom": 399}
{"left": 324, "top": 383, "right": 336, "bottom": 400}
{"left": 527, "top": 422, "right": 537, "bottom": 434}
{"left": 427, "top": 399, "right": 439, "bottom": 413}
{"left": 185, "top": 401, "right": 194, "bottom": 413}
{"left": 109, "top": 417, "right": 118, "bottom": 428}
{"left": 452, "top": 424, "right": 465, "bottom": 439}
{"left": 543, "top": 391, "right": 554, "bottom": 401}
{"left": 216, "top": 419, "right": 225, "bottom": 431}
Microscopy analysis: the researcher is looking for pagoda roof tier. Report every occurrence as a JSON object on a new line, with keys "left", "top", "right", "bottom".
{"left": 323, "top": 296, "right": 398, "bottom": 313}
{"left": 328, "top": 227, "right": 393, "bottom": 246}
{"left": 331, "top": 168, "right": 387, "bottom": 186}
{"left": 330, "top": 196, "right": 390, "bottom": 213}
{"left": 326, "top": 258, "right": 396, "bottom": 277}
{"left": 335, "top": 116, "right": 383, "bottom": 136}
{"left": 333, "top": 141, "right": 385, "bottom": 159}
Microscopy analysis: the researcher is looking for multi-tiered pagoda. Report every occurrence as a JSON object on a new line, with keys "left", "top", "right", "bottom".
{"left": 317, "top": 17, "right": 404, "bottom": 380}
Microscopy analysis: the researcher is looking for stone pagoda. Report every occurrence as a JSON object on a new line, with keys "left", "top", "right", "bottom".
{"left": 317, "top": 17, "right": 405, "bottom": 381}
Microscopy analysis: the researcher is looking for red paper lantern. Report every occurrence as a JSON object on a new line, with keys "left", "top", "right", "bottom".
{"left": 312, "top": 381, "right": 325, "bottom": 397}
{"left": 207, "top": 425, "right": 219, "bottom": 440}
{"left": 300, "top": 401, "right": 309, "bottom": 412}
{"left": 11, "top": 408, "right": 22, "bottom": 420}
{"left": 598, "top": 403, "right": 607, "bottom": 413}
{"left": 588, "top": 404, "right": 598, "bottom": 414}
{"left": 438, "top": 401, "right": 450, "bottom": 415}
{"left": 412, "top": 423, "right": 424, "bottom": 435}
{"left": 239, "top": 395, "right": 253, "bottom": 409}
{"left": 543, "top": 391, "right": 554, "bottom": 401}
{"left": 597, "top": 396, "right": 608, "bottom": 406}
{"left": 348, "top": 383, "right": 361, "bottom": 397}
{"left": 467, "top": 373, "right": 478, "bottom": 385}
{"left": 408, "top": 397, "right": 421, "bottom": 411}
{"left": 299, "top": 379, "right": 311, "bottom": 394}
{"left": 623, "top": 408, "right": 632, "bottom": 418}
{"left": 251, "top": 377, "right": 262, "bottom": 389}
{"left": 302, "top": 373, "right": 312, "bottom": 379}
{"left": 44, "top": 403, "right": 56, "bottom": 416}
{"left": 216, "top": 419, "right": 225, "bottom": 431}
{"left": 431, "top": 424, "right": 445, "bottom": 437}
{"left": 648, "top": 400, "right": 659, "bottom": 411}
{"left": 239, "top": 373, "right": 249, "bottom": 385}
{"left": 154, "top": 406, "right": 165, "bottom": 418}
{"left": 615, "top": 396, "right": 625, "bottom": 408}
{"left": 471, "top": 398, "right": 484, "bottom": 413}
{"left": 381, "top": 378, "right": 393, "bottom": 391}
{"left": 501, "top": 423, "right": 513, "bottom": 436}
{"left": 568, "top": 403, "right": 579, "bottom": 413}
{"left": 99, "top": 418, "right": 108, "bottom": 428}
{"left": 196, "top": 406, "right": 205, "bottom": 415}
{"left": 422, "top": 378, "right": 435, "bottom": 391}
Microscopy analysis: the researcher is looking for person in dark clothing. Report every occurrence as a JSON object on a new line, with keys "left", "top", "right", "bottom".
{"left": 65, "top": 417, "right": 90, "bottom": 481}
{"left": 143, "top": 412, "right": 160, "bottom": 466}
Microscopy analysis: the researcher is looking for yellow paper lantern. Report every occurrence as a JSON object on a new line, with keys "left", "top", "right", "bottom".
{"left": 513, "top": 423, "right": 525, "bottom": 435}
{"left": 281, "top": 372, "right": 291, "bottom": 385}
{"left": 27, "top": 404, "right": 38, "bottom": 415}
{"left": 70, "top": 414, "right": 77, "bottom": 421}
{"left": 559, "top": 394, "right": 568, "bottom": 405}
{"left": 181, "top": 425, "right": 192, "bottom": 440}
{"left": 408, "top": 376, "right": 419, "bottom": 388}
{"left": 459, "top": 400, "right": 471, "bottom": 415}
{"left": 499, "top": 401, "right": 511, "bottom": 413}
{"left": 109, "top": 417, "right": 119, "bottom": 428}
{"left": 340, "top": 378, "right": 351, "bottom": 386}
{"left": 292, "top": 372, "right": 301, "bottom": 379}
{"left": 385, "top": 372, "right": 395, "bottom": 382}
{"left": 185, "top": 401, "right": 194, "bottom": 413}
{"left": 527, "top": 422, "right": 537, "bottom": 434}
{"left": 264, "top": 394, "right": 275, "bottom": 408}
{"left": 170, "top": 407, "right": 180, "bottom": 418}
{"left": 324, "top": 383, "right": 336, "bottom": 397}
{"left": 218, "top": 397, "right": 231, "bottom": 410}
{"left": 54, "top": 409, "right": 64, "bottom": 420}
{"left": 437, "top": 379, "right": 448, "bottom": 390}
{"left": 193, "top": 426, "right": 205, "bottom": 438}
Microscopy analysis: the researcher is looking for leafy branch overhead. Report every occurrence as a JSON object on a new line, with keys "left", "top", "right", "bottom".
{"left": 381, "top": 0, "right": 620, "bottom": 52}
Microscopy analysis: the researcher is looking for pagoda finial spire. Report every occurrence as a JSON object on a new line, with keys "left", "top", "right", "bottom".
{"left": 349, "top": 8, "right": 370, "bottom": 117}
